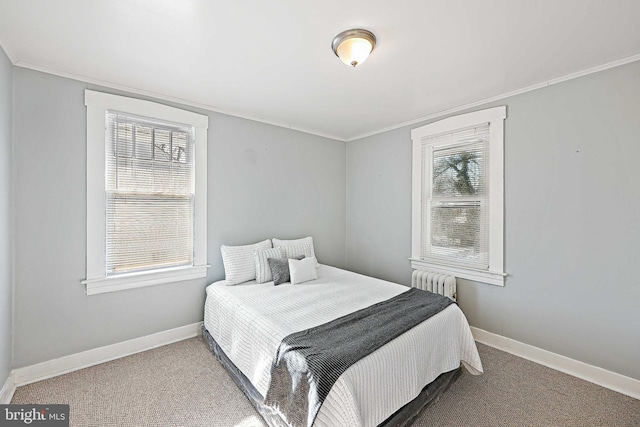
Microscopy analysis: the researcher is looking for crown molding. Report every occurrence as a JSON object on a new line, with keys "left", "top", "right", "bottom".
{"left": 12, "top": 60, "right": 347, "bottom": 142}
{"left": 0, "top": 30, "right": 17, "bottom": 64}
{"left": 346, "top": 53, "right": 640, "bottom": 141}
{"left": 9, "top": 52, "right": 640, "bottom": 143}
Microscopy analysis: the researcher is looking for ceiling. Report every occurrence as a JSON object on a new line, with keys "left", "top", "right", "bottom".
{"left": 1, "top": 0, "right": 639, "bottom": 141}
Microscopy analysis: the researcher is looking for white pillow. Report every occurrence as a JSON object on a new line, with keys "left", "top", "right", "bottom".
{"left": 273, "top": 236, "right": 314, "bottom": 247}
{"left": 221, "top": 239, "right": 272, "bottom": 285}
{"left": 279, "top": 243, "right": 317, "bottom": 266}
{"left": 289, "top": 257, "right": 318, "bottom": 285}
{"left": 255, "top": 247, "right": 284, "bottom": 284}
{"left": 273, "top": 236, "right": 319, "bottom": 266}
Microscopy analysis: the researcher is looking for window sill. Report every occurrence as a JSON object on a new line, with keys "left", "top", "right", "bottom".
{"left": 83, "top": 265, "right": 208, "bottom": 295}
{"left": 410, "top": 259, "right": 505, "bottom": 286}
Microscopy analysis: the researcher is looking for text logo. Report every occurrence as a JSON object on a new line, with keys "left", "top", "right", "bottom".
{"left": 1, "top": 405, "right": 69, "bottom": 426}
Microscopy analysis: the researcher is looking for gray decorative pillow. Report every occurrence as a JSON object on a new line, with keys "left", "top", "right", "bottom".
{"left": 267, "top": 256, "right": 304, "bottom": 285}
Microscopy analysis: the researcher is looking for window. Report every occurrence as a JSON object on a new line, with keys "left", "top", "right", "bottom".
{"left": 84, "top": 91, "right": 208, "bottom": 295}
{"left": 411, "top": 106, "right": 506, "bottom": 286}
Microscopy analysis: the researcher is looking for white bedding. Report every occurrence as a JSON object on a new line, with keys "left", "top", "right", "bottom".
{"left": 204, "top": 265, "right": 483, "bottom": 427}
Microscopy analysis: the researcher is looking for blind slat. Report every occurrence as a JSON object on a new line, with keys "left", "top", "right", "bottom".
{"left": 421, "top": 123, "right": 490, "bottom": 268}
{"left": 105, "top": 111, "right": 195, "bottom": 275}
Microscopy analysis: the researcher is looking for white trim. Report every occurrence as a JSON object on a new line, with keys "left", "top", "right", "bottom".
{"left": 410, "top": 140, "right": 423, "bottom": 258}
{"left": 411, "top": 259, "right": 505, "bottom": 286}
{"left": 85, "top": 90, "right": 208, "bottom": 129}
{"left": 488, "top": 109, "right": 505, "bottom": 275}
{"left": 471, "top": 327, "right": 640, "bottom": 400}
{"left": 15, "top": 61, "right": 346, "bottom": 141}
{"left": 411, "top": 107, "right": 506, "bottom": 286}
{"left": 85, "top": 101, "right": 106, "bottom": 282}
{"left": 11, "top": 54, "right": 640, "bottom": 142}
{"left": 348, "top": 53, "right": 640, "bottom": 141}
{"left": 1, "top": 26, "right": 17, "bottom": 407}
{"left": 410, "top": 106, "right": 506, "bottom": 140}
{"left": 13, "top": 322, "right": 202, "bottom": 387}
{"left": 84, "top": 90, "right": 208, "bottom": 294}
{"left": 83, "top": 265, "right": 208, "bottom": 295}
{"left": 0, "top": 371, "right": 16, "bottom": 404}
{"left": 0, "top": 31, "right": 17, "bottom": 64}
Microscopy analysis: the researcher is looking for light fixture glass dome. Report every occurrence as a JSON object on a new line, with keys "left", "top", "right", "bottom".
{"left": 332, "top": 29, "right": 376, "bottom": 68}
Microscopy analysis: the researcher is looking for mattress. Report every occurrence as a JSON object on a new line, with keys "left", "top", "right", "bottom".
{"left": 204, "top": 265, "right": 483, "bottom": 427}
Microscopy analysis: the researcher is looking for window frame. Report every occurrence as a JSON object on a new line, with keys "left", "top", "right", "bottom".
{"left": 84, "top": 90, "right": 208, "bottom": 295}
{"left": 411, "top": 106, "right": 506, "bottom": 286}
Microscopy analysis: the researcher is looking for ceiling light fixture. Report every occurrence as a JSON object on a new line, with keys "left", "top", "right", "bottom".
{"left": 331, "top": 29, "right": 376, "bottom": 68}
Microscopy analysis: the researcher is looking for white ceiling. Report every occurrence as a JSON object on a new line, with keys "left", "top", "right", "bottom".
{"left": 1, "top": 0, "right": 639, "bottom": 141}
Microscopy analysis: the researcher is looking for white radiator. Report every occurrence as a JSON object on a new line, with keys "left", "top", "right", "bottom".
{"left": 411, "top": 270, "right": 457, "bottom": 301}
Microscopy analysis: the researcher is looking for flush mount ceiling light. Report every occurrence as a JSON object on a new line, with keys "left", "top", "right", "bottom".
{"left": 331, "top": 29, "right": 376, "bottom": 68}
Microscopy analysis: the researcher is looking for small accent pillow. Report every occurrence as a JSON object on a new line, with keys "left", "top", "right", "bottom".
{"left": 273, "top": 236, "right": 319, "bottom": 266}
{"left": 221, "top": 239, "right": 272, "bottom": 285}
{"left": 255, "top": 247, "right": 284, "bottom": 283}
{"left": 267, "top": 256, "right": 304, "bottom": 285}
{"left": 289, "top": 257, "right": 318, "bottom": 285}
{"left": 278, "top": 243, "right": 319, "bottom": 267}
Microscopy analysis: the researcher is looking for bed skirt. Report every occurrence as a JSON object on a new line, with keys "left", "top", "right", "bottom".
{"left": 201, "top": 325, "right": 462, "bottom": 427}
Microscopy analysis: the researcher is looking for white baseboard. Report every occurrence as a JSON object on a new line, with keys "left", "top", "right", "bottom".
{"left": 471, "top": 327, "right": 640, "bottom": 400}
{"left": 7, "top": 323, "right": 638, "bottom": 401}
{"left": 0, "top": 371, "right": 16, "bottom": 404}
{"left": 13, "top": 322, "right": 202, "bottom": 387}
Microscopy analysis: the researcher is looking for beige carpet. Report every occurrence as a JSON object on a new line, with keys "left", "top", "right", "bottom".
{"left": 12, "top": 337, "right": 640, "bottom": 426}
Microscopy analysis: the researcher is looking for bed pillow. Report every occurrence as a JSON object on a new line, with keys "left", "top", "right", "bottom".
{"left": 221, "top": 239, "right": 272, "bottom": 285}
{"left": 277, "top": 242, "right": 319, "bottom": 268}
{"left": 272, "top": 236, "right": 314, "bottom": 247}
{"left": 273, "top": 236, "right": 319, "bottom": 266}
{"left": 255, "top": 247, "right": 284, "bottom": 284}
{"left": 289, "top": 257, "right": 318, "bottom": 285}
{"left": 267, "top": 255, "right": 304, "bottom": 285}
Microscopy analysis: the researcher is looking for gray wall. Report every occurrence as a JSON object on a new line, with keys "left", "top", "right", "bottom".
{"left": 346, "top": 60, "right": 640, "bottom": 381}
{"left": 0, "top": 47, "right": 13, "bottom": 386}
{"left": 8, "top": 57, "right": 639, "bottom": 383}
{"left": 12, "top": 68, "right": 346, "bottom": 367}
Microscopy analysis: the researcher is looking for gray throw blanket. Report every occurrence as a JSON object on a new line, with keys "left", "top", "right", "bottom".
{"left": 263, "top": 287, "right": 455, "bottom": 427}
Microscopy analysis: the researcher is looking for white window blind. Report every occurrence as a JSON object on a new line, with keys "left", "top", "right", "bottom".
{"left": 105, "top": 112, "right": 194, "bottom": 275}
{"left": 411, "top": 106, "right": 505, "bottom": 286}
{"left": 421, "top": 124, "right": 490, "bottom": 269}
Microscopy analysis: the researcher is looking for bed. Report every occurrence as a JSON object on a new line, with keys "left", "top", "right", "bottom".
{"left": 203, "top": 263, "right": 483, "bottom": 427}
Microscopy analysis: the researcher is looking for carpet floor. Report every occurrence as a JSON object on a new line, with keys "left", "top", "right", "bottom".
{"left": 11, "top": 337, "right": 640, "bottom": 426}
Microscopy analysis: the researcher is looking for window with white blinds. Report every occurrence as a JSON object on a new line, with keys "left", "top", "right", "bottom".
{"left": 423, "top": 124, "right": 490, "bottom": 268}
{"left": 411, "top": 106, "right": 506, "bottom": 286}
{"left": 106, "top": 113, "right": 194, "bottom": 274}
{"left": 84, "top": 90, "right": 208, "bottom": 295}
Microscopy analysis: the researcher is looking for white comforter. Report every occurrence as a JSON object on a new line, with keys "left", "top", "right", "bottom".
{"left": 204, "top": 265, "right": 483, "bottom": 427}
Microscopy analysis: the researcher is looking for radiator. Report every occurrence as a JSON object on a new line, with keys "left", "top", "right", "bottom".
{"left": 411, "top": 270, "right": 457, "bottom": 301}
